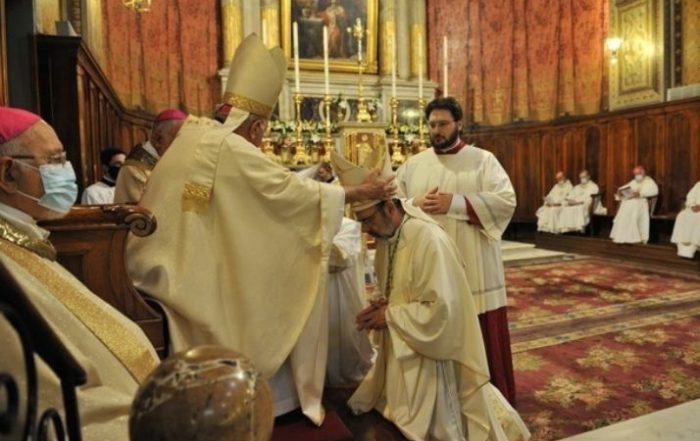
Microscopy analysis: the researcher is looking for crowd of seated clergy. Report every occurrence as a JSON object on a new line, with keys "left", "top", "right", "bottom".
{"left": 537, "top": 170, "right": 601, "bottom": 234}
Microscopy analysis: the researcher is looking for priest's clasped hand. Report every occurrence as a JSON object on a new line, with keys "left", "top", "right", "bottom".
{"left": 356, "top": 301, "right": 388, "bottom": 331}
{"left": 414, "top": 187, "right": 452, "bottom": 215}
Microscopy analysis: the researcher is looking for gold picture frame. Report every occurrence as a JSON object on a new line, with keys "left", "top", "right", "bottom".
{"left": 281, "top": 0, "right": 378, "bottom": 74}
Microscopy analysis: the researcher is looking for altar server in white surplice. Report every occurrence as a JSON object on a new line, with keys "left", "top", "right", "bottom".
{"left": 558, "top": 170, "right": 600, "bottom": 233}
{"left": 671, "top": 181, "right": 700, "bottom": 258}
{"left": 333, "top": 153, "right": 530, "bottom": 441}
{"left": 326, "top": 217, "right": 373, "bottom": 385}
{"left": 536, "top": 171, "right": 572, "bottom": 233}
{"left": 610, "top": 165, "right": 659, "bottom": 244}
{"left": 395, "top": 97, "right": 517, "bottom": 405}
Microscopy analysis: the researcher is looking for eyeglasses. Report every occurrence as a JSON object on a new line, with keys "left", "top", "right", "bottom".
{"left": 7, "top": 151, "right": 67, "bottom": 165}
{"left": 428, "top": 120, "right": 456, "bottom": 130}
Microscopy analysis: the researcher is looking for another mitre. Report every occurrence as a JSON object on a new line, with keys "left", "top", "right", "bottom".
{"left": 331, "top": 150, "right": 394, "bottom": 212}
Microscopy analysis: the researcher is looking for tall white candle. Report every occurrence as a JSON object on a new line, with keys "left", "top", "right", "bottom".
{"left": 418, "top": 38, "right": 423, "bottom": 99}
{"left": 293, "top": 22, "right": 300, "bottom": 93}
{"left": 323, "top": 26, "right": 330, "bottom": 95}
{"left": 391, "top": 33, "right": 397, "bottom": 98}
{"left": 358, "top": 35, "right": 363, "bottom": 63}
{"left": 443, "top": 35, "right": 449, "bottom": 97}
{"left": 261, "top": 18, "right": 268, "bottom": 47}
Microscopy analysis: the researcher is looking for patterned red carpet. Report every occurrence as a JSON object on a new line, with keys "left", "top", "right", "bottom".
{"left": 507, "top": 258, "right": 700, "bottom": 440}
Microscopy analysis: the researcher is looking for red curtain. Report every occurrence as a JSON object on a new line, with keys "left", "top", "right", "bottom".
{"left": 102, "top": 1, "right": 220, "bottom": 116}
{"left": 428, "top": 0, "right": 608, "bottom": 125}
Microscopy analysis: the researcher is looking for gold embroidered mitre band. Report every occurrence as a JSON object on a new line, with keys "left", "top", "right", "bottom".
{"left": 223, "top": 34, "right": 287, "bottom": 119}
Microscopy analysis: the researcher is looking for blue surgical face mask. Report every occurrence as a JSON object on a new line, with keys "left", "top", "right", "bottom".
{"left": 16, "top": 161, "right": 78, "bottom": 214}
{"left": 634, "top": 174, "right": 644, "bottom": 183}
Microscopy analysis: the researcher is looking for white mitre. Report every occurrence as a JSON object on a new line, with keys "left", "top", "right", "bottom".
{"left": 331, "top": 150, "right": 393, "bottom": 212}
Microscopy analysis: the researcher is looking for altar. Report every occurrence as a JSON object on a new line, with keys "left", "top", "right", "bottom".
{"left": 216, "top": 0, "right": 439, "bottom": 168}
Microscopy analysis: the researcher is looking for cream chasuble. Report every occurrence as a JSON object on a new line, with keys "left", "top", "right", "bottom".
{"left": 536, "top": 180, "right": 573, "bottom": 233}
{"left": 348, "top": 202, "right": 529, "bottom": 441}
{"left": 671, "top": 181, "right": 700, "bottom": 258}
{"left": 557, "top": 180, "right": 599, "bottom": 233}
{"left": 396, "top": 146, "right": 516, "bottom": 313}
{"left": 127, "top": 116, "right": 345, "bottom": 425}
{"left": 610, "top": 176, "right": 659, "bottom": 244}
{"left": 0, "top": 203, "right": 159, "bottom": 441}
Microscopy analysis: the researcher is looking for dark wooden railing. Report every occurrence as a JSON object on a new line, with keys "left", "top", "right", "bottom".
{"left": 34, "top": 35, "right": 154, "bottom": 193}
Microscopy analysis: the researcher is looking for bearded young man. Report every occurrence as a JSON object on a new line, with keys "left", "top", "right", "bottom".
{"left": 395, "top": 97, "right": 518, "bottom": 404}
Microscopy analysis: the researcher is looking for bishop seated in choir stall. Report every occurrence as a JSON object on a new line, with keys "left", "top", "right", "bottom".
{"left": 610, "top": 165, "right": 659, "bottom": 244}
{"left": 333, "top": 152, "right": 530, "bottom": 441}
{"left": 0, "top": 107, "right": 159, "bottom": 440}
{"left": 671, "top": 181, "right": 700, "bottom": 258}
{"left": 113, "top": 109, "right": 187, "bottom": 204}
{"left": 556, "top": 170, "right": 601, "bottom": 234}
{"left": 126, "top": 35, "right": 394, "bottom": 426}
{"left": 536, "top": 171, "right": 572, "bottom": 233}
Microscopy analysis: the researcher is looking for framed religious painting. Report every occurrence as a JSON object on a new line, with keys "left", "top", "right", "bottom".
{"left": 281, "top": 0, "right": 378, "bottom": 74}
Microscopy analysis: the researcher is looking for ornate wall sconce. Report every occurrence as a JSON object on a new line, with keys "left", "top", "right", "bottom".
{"left": 123, "top": 0, "right": 152, "bottom": 13}
{"left": 606, "top": 37, "right": 623, "bottom": 62}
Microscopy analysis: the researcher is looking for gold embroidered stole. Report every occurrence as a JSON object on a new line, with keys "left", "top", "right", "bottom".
{"left": 0, "top": 239, "right": 157, "bottom": 383}
{"left": 0, "top": 217, "right": 56, "bottom": 260}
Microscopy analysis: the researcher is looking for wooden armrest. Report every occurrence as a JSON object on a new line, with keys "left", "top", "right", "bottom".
{"left": 38, "top": 204, "right": 167, "bottom": 356}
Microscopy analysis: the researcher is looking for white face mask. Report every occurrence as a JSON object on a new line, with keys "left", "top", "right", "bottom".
{"left": 634, "top": 174, "right": 644, "bottom": 182}
{"left": 16, "top": 161, "right": 78, "bottom": 214}
{"left": 580, "top": 177, "right": 589, "bottom": 184}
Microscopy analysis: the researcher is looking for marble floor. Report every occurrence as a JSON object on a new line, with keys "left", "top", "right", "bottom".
{"left": 560, "top": 398, "right": 700, "bottom": 441}
{"left": 501, "top": 240, "right": 570, "bottom": 265}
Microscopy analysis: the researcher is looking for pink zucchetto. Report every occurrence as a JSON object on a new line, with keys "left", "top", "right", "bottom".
{"left": 0, "top": 107, "right": 41, "bottom": 143}
{"left": 154, "top": 109, "right": 187, "bottom": 122}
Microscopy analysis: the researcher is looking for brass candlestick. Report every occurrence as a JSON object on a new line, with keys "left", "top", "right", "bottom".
{"left": 417, "top": 97, "right": 428, "bottom": 152}
{"left": 348, "top": 18, "right": 371, "bottom": 123}
{"left": 292, "top": 92, "right": 310, "bottom": 165}
{"left": 389, "top": 96, "right": 405, "bottom": 165}
{"left": 261, "top": 120, "right": 281, "bottom": 163}
{"left": 322, "top": 95, "right": 334, "bottom": 162}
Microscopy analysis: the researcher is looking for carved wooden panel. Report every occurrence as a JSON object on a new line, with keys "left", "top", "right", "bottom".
{"left": 609, "top": 0, "right": 665, "bottom": 109}
{"left": 35, "top": 35, "right": 153, "bottom": 192}
{"left": 39, "top": 205, "right": 167, "bottom": 357}
{"left": 0, "top": 0, "right": 7, "bottom": 106}
{"left": 466, "top": 97, "right": 700, "bottom": 220}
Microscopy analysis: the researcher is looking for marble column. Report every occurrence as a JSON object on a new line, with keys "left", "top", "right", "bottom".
{"left": 396, "top": 0, "right": 411, "bottom": 80}
{"left": 221, "top": 0, "right": 243, "bottom": 66}
{"left": 379, "top": 0, "right": 397, "bottom": 76}
{"left": 410, "top": 1, "right": 427, "bottom": 80}
{"left": 261, "top": 0, "right": 280, "bottom": 48}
